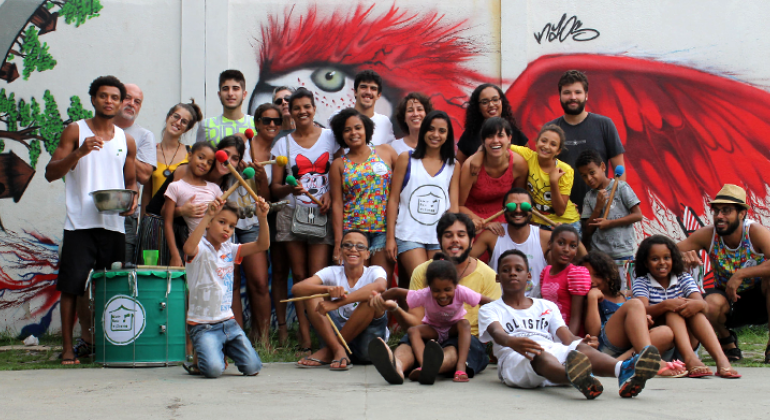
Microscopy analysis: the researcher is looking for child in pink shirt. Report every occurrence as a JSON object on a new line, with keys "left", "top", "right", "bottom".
{"left": 540, "top": 225, "right": 591, "bottom": 335}
{"left": 380, "top": 253, "right": 492, "bottom": 382}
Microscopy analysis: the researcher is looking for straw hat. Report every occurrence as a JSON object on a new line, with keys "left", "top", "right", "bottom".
{"left": 709, "top": 184, "right": 749, "bottom": 209}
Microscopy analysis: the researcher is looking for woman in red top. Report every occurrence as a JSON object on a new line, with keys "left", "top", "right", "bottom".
{"left": 459, "top": 117, "right": 527, "bottom": 236}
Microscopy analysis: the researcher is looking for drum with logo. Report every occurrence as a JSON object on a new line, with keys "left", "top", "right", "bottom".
{"left": 89, "top": 267, "right": 186, "bottom": 367}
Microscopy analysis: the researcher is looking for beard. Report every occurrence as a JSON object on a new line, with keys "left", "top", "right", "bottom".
{"left": 506, "top": 212, "right": 532, "bottom": 229}
{"left": 447, "top": 246, "right": 472, "bottom": 265}
{"left": 561, "top": 98, "right": 586, "bottom": 115}
{"left": 715, "top": 217, "right": 741, "bottom": 236}
{"left": 118, "top": 108, "right": 137, "bottom": 121}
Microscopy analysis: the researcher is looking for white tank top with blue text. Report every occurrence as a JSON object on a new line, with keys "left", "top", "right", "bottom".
{"left": 394, "top": 157, "right": 455, "bottom": 245}
{"left": 489, "top": 223, "right": 547, "bottom": 297}
{"left": 64, "top": 120, "right": 127, "bottom": 233}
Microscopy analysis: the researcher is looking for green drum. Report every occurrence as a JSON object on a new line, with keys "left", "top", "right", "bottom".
{"left": 90, "top": 267, "right": 186, "bottom": 367}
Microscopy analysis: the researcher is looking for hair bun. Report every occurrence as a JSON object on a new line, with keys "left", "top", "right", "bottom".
{"left": 432, "top": 251, "right": 448, "bottom": 261}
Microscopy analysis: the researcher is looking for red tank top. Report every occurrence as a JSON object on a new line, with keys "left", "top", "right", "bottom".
{"left": 465, "top": 152, "right": 516, "bottom": 224}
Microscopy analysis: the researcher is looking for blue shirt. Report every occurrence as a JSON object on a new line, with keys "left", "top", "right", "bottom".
{"left": 632, "top": 273, "right": 701, "bottom": 304}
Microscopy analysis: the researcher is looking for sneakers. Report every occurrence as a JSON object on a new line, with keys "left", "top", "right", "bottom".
{"left": 565, "top": 350, "right": 604, "bottom": 400}
{"left": 618, "top": 345, "right": 661, "bottom": 398}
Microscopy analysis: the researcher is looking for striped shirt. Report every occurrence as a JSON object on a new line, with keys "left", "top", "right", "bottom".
{"left": 632, "top": 273, "right": 701, "bottom": 304}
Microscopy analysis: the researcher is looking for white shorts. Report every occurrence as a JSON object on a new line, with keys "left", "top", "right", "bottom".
{"left": 497, "top": 340, "right": 581, "bottom": 388}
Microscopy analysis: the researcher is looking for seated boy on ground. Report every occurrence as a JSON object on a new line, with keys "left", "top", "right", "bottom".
{"left": 478, "top": 250, "right": 660, "bottom": 399}
{"left": 183, "top": 199, "right": 269, "bottom": 378}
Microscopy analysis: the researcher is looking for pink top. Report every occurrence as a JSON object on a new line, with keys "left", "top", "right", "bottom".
{"left": 465, "top": 152, "right": 516, "bottom": 225}
{"left": 406, "top": 284, "right": 482, "bottom": 331}
{"left": 540, "top": 264, "right": 591, "bottom": 327}
{"left": 165, "top": 178, "right": 223, "bottom": 232}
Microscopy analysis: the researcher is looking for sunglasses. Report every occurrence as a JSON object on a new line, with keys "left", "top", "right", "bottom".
{"left": 260, "top": 117, "right": 282, "bottom": 126}
{"left": 341, "top": 242, "right": 368, "bottom": 251}
{"left": 274, "top": 96, "right": 291, "bottom": 105}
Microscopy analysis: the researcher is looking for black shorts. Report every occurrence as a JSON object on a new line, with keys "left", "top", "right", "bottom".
{"left": 57, "top": 229, "right": 125, "bottom": 296}
{"left": 399, "top": 333, "right": 489, "bottom": 377}
{"left": 705, "top": 286, "right": 769, "bottom": 328}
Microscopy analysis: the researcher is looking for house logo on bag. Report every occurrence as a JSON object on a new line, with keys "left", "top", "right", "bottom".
{"left": 102, "top": 295, "right": 146, "bottom": 345}
{"left": 417, "top": 192, "right": 441, "bottom": 215}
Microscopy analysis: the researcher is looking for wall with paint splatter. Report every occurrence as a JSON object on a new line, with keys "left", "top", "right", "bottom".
{"left": 1, "top": 0, "right": 769, "bottom": 334}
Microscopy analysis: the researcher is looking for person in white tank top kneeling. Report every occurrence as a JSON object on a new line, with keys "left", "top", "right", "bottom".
{"left": 471, "top": 188, "right": 586, "bottom": 297}
{"left": 45, "top": 76, "right": 139, "bottom": 365}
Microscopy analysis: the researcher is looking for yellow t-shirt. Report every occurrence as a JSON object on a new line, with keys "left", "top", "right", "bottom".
{"left": 409, "top": 259, "right": 501, "bottom": 336}
{"left": 510, "top": 145, "right": 580, "bottom": 224}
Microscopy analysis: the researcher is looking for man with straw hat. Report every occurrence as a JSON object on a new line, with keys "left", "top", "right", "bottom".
{"left": 678, "top": 184, "right": 770, "bottom": 363}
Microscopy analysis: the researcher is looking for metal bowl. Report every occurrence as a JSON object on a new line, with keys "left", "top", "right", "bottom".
{"left": 90, "top": 189, "right": 137, "bottom": 214}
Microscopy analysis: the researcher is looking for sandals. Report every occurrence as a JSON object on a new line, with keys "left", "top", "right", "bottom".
{"left": 73, "top": 338, "right": 95, "bottom": 358}
{"left": 296, "top": 357, "right": 330, "bottom": 369}
{"left": 368, "top": 338, "right": 404, "bottom": 385}
{"left": 61, "top": 357, "right": 80, "bottom": 366}
{"left": 719, "top": 330, "right": 743, "bottom": 362}
{"left": 716, "top": 367, "right": 742, "bottom": 379}
{"left": 687, "top": 365, "right": 714, "bottom": 378}
{"left": 453, "top": 370, "right": 469, "bottom": 382}
{"left": 657, "top": 360, "right": 688, "bottom": 378}
{"left": 330, "top": 357, "right": 352, "bottom": 371}
{"left": 183, "top": 362, "right": 201, "bottom": 375}
{"left": 418, "top": 340, "right": 444, "bottom": 385}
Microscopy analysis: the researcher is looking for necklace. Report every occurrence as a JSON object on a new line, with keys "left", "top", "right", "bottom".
{"left": 457, "top": 258, "right": 474, "bottom": 279}
{"left": 161, "top": 142, "right": 182, "bottom": 177}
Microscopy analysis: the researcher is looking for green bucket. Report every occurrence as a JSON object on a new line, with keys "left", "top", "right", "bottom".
{"left": 90, "top": 267, "right": 187, "bottom": 367}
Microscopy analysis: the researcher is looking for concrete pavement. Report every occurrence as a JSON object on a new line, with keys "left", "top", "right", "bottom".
{"left": 2, "top": 364, "right": 768, "bottom": 419}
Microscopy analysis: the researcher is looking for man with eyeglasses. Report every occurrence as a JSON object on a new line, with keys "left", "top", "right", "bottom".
{"left": 678, "top": 184, "right": 770, "bottom": 364}
{"left": 196, "top": 69, "right": 255, "bottom": 145}
{"left": 328, "top": 70, "right": 396, "bottom": 146}
{"left": 114, "top": 84, "right": 156, "bottom": 264}
{"left": 546, "top": 70, "right": 626, "bottom": 215}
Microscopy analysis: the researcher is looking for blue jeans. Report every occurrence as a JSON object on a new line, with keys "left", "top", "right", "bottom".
{"left": 322, "top": 310, "right": 388, "bottom": 364}
{"left": 188, "top": 318, "right": 262, "bottom": 378}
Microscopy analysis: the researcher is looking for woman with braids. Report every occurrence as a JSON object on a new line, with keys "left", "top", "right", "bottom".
{"left": 455, "top": 84, "right": 528, "bottom": 165}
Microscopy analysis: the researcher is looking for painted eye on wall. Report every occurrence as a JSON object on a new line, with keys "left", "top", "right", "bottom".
{"left": 310, "top": 67, "right": 345, "bottom": 92}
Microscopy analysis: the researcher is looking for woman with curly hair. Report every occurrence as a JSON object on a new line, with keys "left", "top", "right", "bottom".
{"left": 391, "top": 92, "right": 434, "bottom": 155}
{"left": 456, "top": 84, "right": 527, "bottom": 165}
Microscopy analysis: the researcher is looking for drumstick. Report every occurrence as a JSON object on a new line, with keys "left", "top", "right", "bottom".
{"left": 483, "top": 202, "right": 517, "bottom": 224}
{"left": 215, "top": 151, "right": 265, "bottom": 205}
{"left": 517, "top": 201, "right": 558, "bottom": 227}
{"left": 326, "top": 313, "right": 352, "bottom": 354}
{"left": 281, "top": 293, "right": 329, "bottom": 303}
{"left": 286, "top": 175, "right": 324, "bottom": 207}
{"left": 220, "top": 167, "right": 255, "bottom": 201}
{"left": 257, "top": 156, "right": 289, "bottom": 166}
{"left": 602, "top": 165, "right": 626, "bottom": 219}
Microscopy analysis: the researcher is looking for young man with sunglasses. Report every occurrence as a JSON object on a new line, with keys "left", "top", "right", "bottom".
{"left": 678, "top": 184, "right": 770, "bottom": 363}
{"left": 196, "top": 69, "right": 255, "bottom": 145}
{"left": 291, "top": 230, "right": 388, "bottom": 370}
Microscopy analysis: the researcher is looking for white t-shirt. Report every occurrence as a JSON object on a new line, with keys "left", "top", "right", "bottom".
{"left": 271, "top": 129, "right": 339, "bottom": 208}
{"left": 328, "top": 111, "right": 396, "bottom": 147}
{"left": 186, "top": 236, "right": 243, "bottom": 324}
{"left": 478, "top": 298, "right": 566, "bottom": 360}
{"left": 315, "top": 265, "right": 387, "bottom": 319}
{"left": 390, "top": 138, "right": 416, "bottom": 155}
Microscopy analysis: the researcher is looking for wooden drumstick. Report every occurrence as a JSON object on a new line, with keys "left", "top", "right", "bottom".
{"left": 220, "top": 167, "right": 255, "bottom": 201}
{"left": 286, "top": 175, "right": 324, "bottom": 207}
{"left": 529, "top": 204, "right": 558, "bottom": 227}
{"left": 281, "top": 293, "right": 329, "bottom": 303}
{"left": 215, "top": 151, "right": 265, "bottom": 205}
{"left": 602, "top": 165, "right": 625, "bottom": 219}
{"left": 483, "top": 202, "right": 518, "bottom": 224}
{"left": 257, "top": 156, "right": 289, "bottom": 166}
{"left": 326, "top": 313, "right": 352, "bottom": 354}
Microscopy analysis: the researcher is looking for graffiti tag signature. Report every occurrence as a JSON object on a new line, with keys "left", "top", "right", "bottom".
{"left": 534, "top": 14, "right": 600, "bottom": 44}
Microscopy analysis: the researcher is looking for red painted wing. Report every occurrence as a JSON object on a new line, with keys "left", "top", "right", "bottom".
{"left": 506, "top": 54, "right": 770, "bottom": 216}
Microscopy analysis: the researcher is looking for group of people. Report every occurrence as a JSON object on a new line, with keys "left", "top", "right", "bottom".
{"left": 47, "top": 68, "right": 769, "bottom": 398}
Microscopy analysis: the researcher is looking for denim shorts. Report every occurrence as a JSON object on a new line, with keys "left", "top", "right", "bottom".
{"left": 598, "top": 324, "right": 630, "bottom": 358}
{"left": 235, "top": 225, "right": 259, "bottom": 244}
{"left": 396, "top": 238, "right": 440, "bottom": 255}
{"left": 322, "top": 310, "right": 388, "bottom": 364}
{"left": 343, "top": 230, "right": 386, "bottom": 252}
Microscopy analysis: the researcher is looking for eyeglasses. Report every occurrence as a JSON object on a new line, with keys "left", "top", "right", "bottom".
{"left": 170, "top": 113, "right": 190, "bottom": 126}
{"left": 479, "top": 97, "right": 501, "bottom": 107}
{"left": 341, "top": 242, "right": 368, "bottom": 251}
{"left": 260, "top": 117, "right": 282, "bottom": 126}
{"left": 274, "top": 96, "right": 291, "bottom": 105}
{"left": 711, "top": 206, "right": 736, "bottom": 216}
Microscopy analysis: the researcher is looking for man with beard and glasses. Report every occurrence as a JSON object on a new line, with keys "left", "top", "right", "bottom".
{"left": 328, "top": 70, "right": 395, "bottom": 146}
{"left": 367, "top": 213, "right": 501, "bottom": 384}
{"left": 196, "top": 69, "right": 255, "bottom": 145}
{"left": 545, "top": 70, "right": 626, "bottom": 214}
{"left": 471, "top": 188, "right": 587, "bottom": 297}
{"left": 114, "top": 84, "right": 156, "bottom": 264}
{"left": 45, "top": 75, "right": 138, "bottom": 365}
{"left": 678, "top": 184, "right": 770, "bottom": 363}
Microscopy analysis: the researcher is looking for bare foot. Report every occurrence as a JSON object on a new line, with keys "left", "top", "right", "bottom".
{"left": 278, "top": 324, "right": 289, "bottom": 346}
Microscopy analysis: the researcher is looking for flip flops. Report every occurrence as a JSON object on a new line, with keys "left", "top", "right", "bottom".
{"left": 296, "top": 357, "right": 330, "bottom": 369}
{"left": 330, "top": 357, "right": 352, "bottom": 371}
{"left": 60, "top": 357, "right": 80, "bottom": 366}
{"left": 418, "top": 340, "right": 444, "bottom": 385}
{"left": 453, "top": 370, "right": 470, "bottom": 382}
{"left": 657, "top": 360, "right": 688, "bottom": 378}
{"left": 716, "top": 367, "right": 742, "bottom": 379}
{"left": 368, "top": 338, "right": 404, "bottom": 384}
{"left": 687, "top": 365, "right": 714, "bottom": 378}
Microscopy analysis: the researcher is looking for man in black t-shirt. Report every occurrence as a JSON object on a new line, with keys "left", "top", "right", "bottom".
{"left": 546, "top": 70, "right": 626, "bottom": 213}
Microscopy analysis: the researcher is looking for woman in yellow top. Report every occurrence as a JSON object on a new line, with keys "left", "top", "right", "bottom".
{"left": 510, "top": 124, "right": 581, "bottom": 232}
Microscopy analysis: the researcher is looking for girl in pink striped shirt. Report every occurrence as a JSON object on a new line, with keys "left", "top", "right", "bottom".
{"left": 540, "top": 225, "right": 591, "bottom": 335}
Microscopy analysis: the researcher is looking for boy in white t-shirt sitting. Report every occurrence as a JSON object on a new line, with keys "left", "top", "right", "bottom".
{"left": 478, "top": 250, "right": 661, "bottom": 399}
{"left": 293, "top": 230, "right": 388, "bottom": 370}
{"left": 183, "top": 199, "right": 270, "bottom": 378}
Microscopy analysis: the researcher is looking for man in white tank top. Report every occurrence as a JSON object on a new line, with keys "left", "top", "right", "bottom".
{"left": 471, "top": 188, "right": 587, "bottom": 297}
{"left": 45, "top": 76, "right": 138, "bottom": 365}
